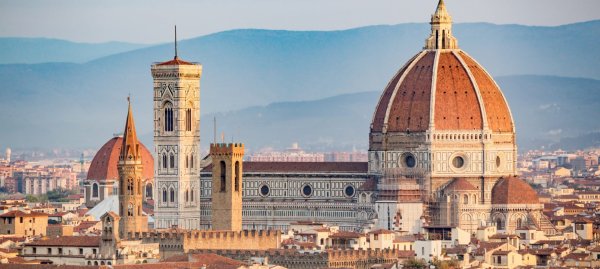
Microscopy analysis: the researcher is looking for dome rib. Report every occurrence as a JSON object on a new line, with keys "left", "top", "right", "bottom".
{"left": 382, "top": 51, "right": 429, "bottom": 132}
{"left": 433, "top": 52, "right": 483, "bottom": 130}
{"left": 454, "top": 50, "right": 489, "bottom": 129}
{"left": 458, "top": 51, "right": 515, "bottom": 133}
{"left": 371, "top": 53, "right": 423, "bottom": 132}
{"left": 386, "top": 51, "right": 434, "bottom": 133}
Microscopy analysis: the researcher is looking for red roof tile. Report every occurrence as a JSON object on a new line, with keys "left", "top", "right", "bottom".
{"left": 492, "top": 176, "right": 539, "bottom": 204}
{"left": 87, "top": 137, "right": 153, "bottom": 181}
{"left": 156, "top": 57, "right": 193, "bottom": 66}
{"left": 26, "top": 236, "right": 100, "bottom": 247}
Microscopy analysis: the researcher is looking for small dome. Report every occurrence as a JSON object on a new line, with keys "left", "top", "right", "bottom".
{"left": 87, "top": 137, "right": 154, "bottom": 182}
{"left": 444, "top": 178, "right": 477, "bottom": 192}
{"left": 491, "top": 177, "right": 539, "bottom": 204}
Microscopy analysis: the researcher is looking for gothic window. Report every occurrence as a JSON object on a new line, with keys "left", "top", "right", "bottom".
{"left": 235, "top": 161, "right": 240, "bottom": 192}
{"left": 191, "top": 155, "right": 194, "bottom": 168}
{"left": 127, "top": 178, "right": 134, "bottom": 195}
{"left": 170, "top": 154, "right": 175, "bottom": 168}
{"left": 164, "top": 102, "right": 173, "bottom": 132}
{"left": 220, "top": 161, "right": 226, "bottom": 192}
{"left": 92, "top": 183, "right": 99, "bottom": 198}
{"left": 185, "top": 108, "right": 192, "bottom": 131}
{"left": 128, "top": 203, "right": 133, "bottom": 216}
{"left": 516, "top": 218, "right": 523, "bottom": 228}
{"left": 146, "top": 183, "right": 152, "bottom": 199}
{"left": 162, "top": 154, "right": 167, "bottom": 169}
{"left": 162, "top": 188, "right": 167, "bottom": 203}
{"left": 190, "top": 189, "right": 194, "bottom": 202}
{"left": 185, "top": 155, "right": 189, "bottom": 168}
{"left": 185, "top": 189, "right": 189, "bottom": 202}
{"left": 169, "top": 188, "right": 175, "bottom": 203}
{"left": 463, "top": 194, "right": 469, "bottom": 204}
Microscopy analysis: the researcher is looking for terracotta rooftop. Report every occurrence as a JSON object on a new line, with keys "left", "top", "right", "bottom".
{"left": 444, "top": 178, "right": 478, "bottom": 192}
{"left": 0, "top": 210, "right": 48, "bottom": 218}
{"left": 156, "top": 57, "right": 194, "bottom": 66}
{"left": 26, "top": 236, "right": 100, "bottom": 247}
{"left": 87, "top": 136, "right": 153, "bottom": 181}
{"left": 358, "top": 176, "right": 378, "bottom": 191}
{"left": 203, "top": 162, "right": 368, "bottom": 173}
{"left": 330, "top": 231, "right": 363, "bottom": 239}
{"left": 491, "top": 176, "right": 539, "bottom": 204}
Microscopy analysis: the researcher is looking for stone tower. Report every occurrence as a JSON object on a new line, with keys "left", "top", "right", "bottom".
{"left": 210, "top": 143, "right": 244, "bottom": 231}
{"left": 152, "top": 35, "right": 202, "bottom": 229}
{"left": 117, "top": 102, "right": 148, "bottom": 236}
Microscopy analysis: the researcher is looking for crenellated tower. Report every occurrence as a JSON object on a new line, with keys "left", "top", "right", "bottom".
{"left": 117, "top": 102, "right": 148, "bottom": 236}
{"left": 152, "top": 28, "right": 202, "bottom": 229}
{"left": 210, "top": 143, "right": 244, "bottom": 231}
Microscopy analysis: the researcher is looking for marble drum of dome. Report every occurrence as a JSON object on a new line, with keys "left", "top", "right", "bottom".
{"left": 368, "top": 0, "right": 517, "bottom": 182}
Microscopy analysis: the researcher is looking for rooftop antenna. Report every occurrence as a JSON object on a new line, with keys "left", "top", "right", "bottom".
{"left": 174, "top": 25, "right": 178, "bottom": 59}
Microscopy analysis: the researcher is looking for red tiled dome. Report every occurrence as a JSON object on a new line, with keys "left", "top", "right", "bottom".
{"left": 87, "top": 137, "right": 154, "bottom": 182}
{"left": 444, "top": 178, "right": 478, "bottom": 192}
{"left": 491, "top": 177, "right": 539, "bottom": 204}
{"left": 371, "top": 50, "right": 513, "bottom": 134}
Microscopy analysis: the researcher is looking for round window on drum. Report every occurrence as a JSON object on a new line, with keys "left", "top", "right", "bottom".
{"left": 402, "top": 153, "right": 417, "bottom": 168}
{"left": 302, "top": 184, "right": 313, "bottom": 197}
{"left": 344, "top": 185, "right": 355, "bottom": 197}
{"left": 259, "top": 184, "right": 270, "bottom": 197}
{"left": 452, "top": 156, "right": 465, "bottom": 169}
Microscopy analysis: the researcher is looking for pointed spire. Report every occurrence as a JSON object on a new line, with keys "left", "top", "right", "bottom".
{"left": 425, "top": 0, "right": 458, "bottom": 50}
{"left": 121, "top": 98, "right": 141, "bottom": 161}
{"left": 174, "top": 25, "right": 178, "bottom": 59}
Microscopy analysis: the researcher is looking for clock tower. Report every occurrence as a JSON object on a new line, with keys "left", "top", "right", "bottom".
{"left": 151, "top": 30, "right": 202, "bottom": 229}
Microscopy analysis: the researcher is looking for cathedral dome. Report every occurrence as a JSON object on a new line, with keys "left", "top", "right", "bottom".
{"left": 87, "top": 136, "right": 154, "bottom": 182}
{"left": 370, "top": 0, "right": 513, "bottom": 135}
{"left": 491, "top": 177, "right": 539, "bottom": 204}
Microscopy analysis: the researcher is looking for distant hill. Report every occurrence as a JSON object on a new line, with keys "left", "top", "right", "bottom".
{"left": 196, "top": 75, "right": 600, "bottom": 153}
{"left": 0, "top": 21, "right": 599, "bottom": 149}
{"left": 0, "top": 38, "right": 147, "bottom": 64}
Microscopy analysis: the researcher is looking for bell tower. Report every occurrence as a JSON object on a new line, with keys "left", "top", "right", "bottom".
{"left": 117, "top": 101, "right": 148, "bottom": 236}
{"left": 152, "top": 27, "right": 202, "bottom": 229}
{"left": 210, "top": 143, "right": 244, "bottom": 231}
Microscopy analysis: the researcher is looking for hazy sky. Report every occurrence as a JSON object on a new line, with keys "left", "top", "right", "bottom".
{"left": 1, "top": 0, "right": 599, "bottom": 43}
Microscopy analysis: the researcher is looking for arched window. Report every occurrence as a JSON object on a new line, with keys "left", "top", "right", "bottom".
{"left": 190, "top": 189, "right": 194, "bottom": 202}
{"left": 190, "top": 155, "right": 194, "bottom": 168}
{"left": 463, "top": 194, "right": 469, "bottom": 205}
{"left": 146, "top": 183, "right": 153, "bottom": 199}
{"left": 164, "top": 102, "right": 173, "bottom": 132}
{"left": 235, "top": 161, "right": 240, "bottom": 192}
{"left": 220, "top": 161, "right": 226, "bottom": 192}
{"left": 185, "top": 189, "right": 189, "bottom": 202}
{"left": 127, "top": 203, "right": 133, "bottom": 216}
{"left": 162, "top": 154, "right": 167, "bottom": 169}
{"left": 516, "top": 218, "right": 523, "bottom": 228}
{"left": 162, "top": 188, "right": 167, "bottom": 203}
{"left": 127, "top": 178, "right": 134, "bottom": 195}
{"left": 185, "top": 108, "right": 192, "bottom": 132}
{"left": 169, "top": 188, "right": 175, "bottom": 203}
{"left": 92, "top": 183, "right": 99, "bottom": 198}
{"left": 496, "top": 218, "right": 504, "bottom": 230}
{"left": 185, "top": 155, "right": 189, "bottom": 169}
{"left": 170, "top": 154, "right": 175, "bottom": 168}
